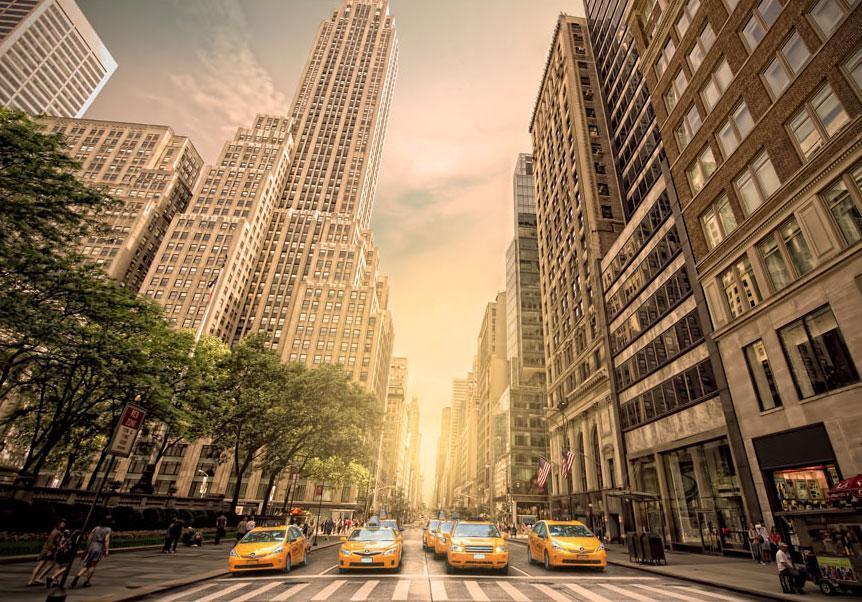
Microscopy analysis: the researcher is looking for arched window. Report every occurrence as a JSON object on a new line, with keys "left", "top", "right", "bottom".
{"left": 592, "top": 425, "right": 603, "bottom": 490}
{"left": 577, "top": 432, "right": 587, "bottom": 491}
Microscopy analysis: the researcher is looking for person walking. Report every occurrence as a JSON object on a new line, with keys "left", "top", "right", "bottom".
{"left": 215, "top": 513, "right": 227, "bottom": 544}
{"left": 769, "top": 526, "right": 782, "bottom": 550}
{"left": 70, "top": 517, "right": 112, "bottom": 589}
{"left": 757, "top": 523, "right": 772, "bottom": 563}
{"left": 169, "top": 519, "right": 183, "bottom": 553}
{"left": 28, "top": 519, "right": 65, "bottom": 586}
{"left": 748, "top": 524, "right": 763, "bottom": 564}
{"left": 235, "top": 516, "right": 249, "bottom": 544}
{"left": 45, "top": 529, "right": 77, "bottom": 589}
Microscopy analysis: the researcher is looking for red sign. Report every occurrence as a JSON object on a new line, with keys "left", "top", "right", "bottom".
{"left": 315, "top": 484, "right": 324, "bottom": 496}
{"left": 108, "top": 404, "right": 146, "bottom": 457}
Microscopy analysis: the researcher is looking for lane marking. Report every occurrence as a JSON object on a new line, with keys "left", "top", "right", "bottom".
{"left": 430, "top": 579, "right": 449, "bottom": 600}
{"left": 392, "top": 579, "right": 411, "bottom": 600}
{"left": 272, "top": 583, "right": 310, "bottom": 601}
{"left": 633, "top": 584, "right": 702, "bottom": 601}
{"left": 497, "top": 580, "right": 530, "bottom": 601}
{"left": 318, "top": 563, "right": 338, "bottom": 575}
{"left": 197, "top": 582, "right": 247, "bottom": 601}
{"left": 509, "top": 564, "right": 531, "bottom": 576}
{"left": 156, "top": 582, "right": 216, "bottom": 601}
{"left": 311, "top": 579, "right": 346, "bottom": 600}
{"left": 677, "top": 586, "right": 741, "bottom": 601}
{"left": 566, "top": 582, "right": 613, "bottom": 601}
{"left": 212, "top": 573, "right": 661, "bottom": 581}
{"left": 531, "top": 583, "right": 571, "bottom": 601}
{"left": 232, "top": 580, "right": 282, "bottom": 601}
{"left": 465, "top": 580, "right": 490, "bottom": 601}
{"left": 600, "top": 583, "right": 654, "bottom": 601}
{"left": 351, "top": 579, "right": 380, "bottom": 601}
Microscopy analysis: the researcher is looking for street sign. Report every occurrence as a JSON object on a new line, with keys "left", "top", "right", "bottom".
{"left": 107, "top": 404, "right": 146, "bottom": 457}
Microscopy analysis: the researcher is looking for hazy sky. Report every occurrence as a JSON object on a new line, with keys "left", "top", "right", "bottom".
{"left": 79, "top": 0, "right": 584, "bottom": 503}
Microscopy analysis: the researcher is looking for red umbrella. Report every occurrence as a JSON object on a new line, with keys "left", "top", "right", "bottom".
{"left": 827, "top": 474, "right": 862, "bottom": 501}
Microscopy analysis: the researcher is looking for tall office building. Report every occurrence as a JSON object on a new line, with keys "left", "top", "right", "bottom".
{"left": 403, "top": 396, "right": 423, "bottom": 511}
{"left": 625, "top": 0, "right": 861, "bottom": 536}
{"left": 451, "top": 372, "right": 479, "bottom": 511}
{"left": 434, "top": 406, "right": 452, "bottom": 509}
{"left": 0, "top": 0, "right": 116, "bottom": 117}
{"left": 41, "top": 117, "right": 203, "bottom": 290}
{"left": 492, "top": 153, "right": 549, "bottom": 523}
{"left": 379, "top": 357, "right": 408, "bottom": 499}
{"left": 531, "top": 16, "right": 626, "bottom": 534}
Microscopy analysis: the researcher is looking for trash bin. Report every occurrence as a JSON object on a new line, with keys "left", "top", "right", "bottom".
{"left": 632, "top": 530, "right": 644, "bottom": 563}
{"left": 646, "top": 532, "right": 665, "bottom": 565}
{"left": 626, "top": 532, "right": 637, "bottom": 562}
{"left": 639, "top": 532, "right": 653, "bottom": 564}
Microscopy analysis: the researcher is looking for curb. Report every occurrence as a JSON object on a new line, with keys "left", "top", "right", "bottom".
{"left": 100, "top": 539, "right": 342, "bottom": 602}
{"left": 0, "top": 544, "right": 164, "bottom": 565}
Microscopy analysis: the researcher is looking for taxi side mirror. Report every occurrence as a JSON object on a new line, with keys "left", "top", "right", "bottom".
{"left": 340, "top": 536, "right": 347, "bottom": 542}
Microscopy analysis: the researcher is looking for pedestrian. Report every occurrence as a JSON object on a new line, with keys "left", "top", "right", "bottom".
{"left": 757, "top": 523, "right": 772, "bottom": 563}
{"left": 215, "top": 513, "right": 227, "bottom": 544}
{"left": 162, "top": 520, "right": 175, "bottom": 553}
{"left": 28, "top": 519, "right": 65, "bottom": 586}
{"left": 235, "top": 515, "right": 249, "bottom": 543}
{"left": 70, "top": 516, "right": 112, "bottom": 589}
{"left": 748, "top": 524, "right": 763, "bottom": 564}
{"left": 769, "top": 526, "right": 782, "bottom": 550}
{"left": 46, "top": 529, "right": 77, "bottom": 589}
{"left": 776, "top": 542, "right": 806, "bottom": 594}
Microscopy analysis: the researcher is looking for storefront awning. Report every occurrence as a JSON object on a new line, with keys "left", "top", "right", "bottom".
{"left": 827, "top": 474, "right": 862, "bottom": 501}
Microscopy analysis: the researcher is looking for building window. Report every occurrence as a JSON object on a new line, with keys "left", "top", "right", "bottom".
{"left": 688, "top": 22, "right": 716, "bottom": 72}
{"left": 757, "top": 217, "right": 815, "bottom": 291}
{"left": 821, "top": 165, "right": 862, "bottom": 245}
{"left": 700, "top": 58, "right": 734, "bottom": 111}
{"left": 735, "top": 152, "right": 781, "bottom": 214}
{"left": 787, "top": 84, "right": 850, "bottom": 160}
{"left": 741, "top": 0, "right": 782, "bottom": 50}
{"left": 721, "top": 255, "right": 762, "bottom": 318}
{"left": 717, "top": 101, "right": 755, "bottom": 157}
{"left": 844, "top": 47, "right": 862, "bottom": 93}
{"left": 744, "top": 339, "right": 783, "bottom": 411}
{"left": 687, "top": 145, "right": 718, "bottom": 194}
{"left": 779, "top": 306, "right": 860, "bottom": 398}
{"left": 675, "top": 104, "right": 702, "bottom": 149}
{"left": 676, "top": 0, "right": 702, "bottom": 38}
{"left": 656, "top": 37, "right": 676, "bottom": 77}
{"left": 762, "top": 31, "right": 811, "bottom": 98}
{"left": 665, "top": 69, "right": 689, "bottom": 111}
{"left": 701, "top": 195, "right": 738, "bottom": 249}
{"left": 809, "top": 0, "right": 856, "bottom": 38}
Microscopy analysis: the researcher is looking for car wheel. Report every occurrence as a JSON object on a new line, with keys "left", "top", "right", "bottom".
{"left": 446, "top": 562, "right": 455, "bottom": 574}
{"left": 544, "top": 551, "right": 551, "bottom": 571}
{"left": 499, "top": 565, "right": 509, "bottom": 575}
{"left": 300, "top": 550, "right": 307, "bottom": 567}
{"left": 283, "top": 553, "right": 291, "bottom": 574}
{"left": 820, "top": 581, "right": 835, "bottom": 596}
{"left": 527, "top": 546, "right": 533, "bottom": 565}
{"left": 338, "top": 567, "right": 347, "bottom": 574}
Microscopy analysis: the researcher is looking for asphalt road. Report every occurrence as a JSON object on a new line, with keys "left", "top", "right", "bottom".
{"left": 150, "top": 528, "right": 764, "bottom": 601}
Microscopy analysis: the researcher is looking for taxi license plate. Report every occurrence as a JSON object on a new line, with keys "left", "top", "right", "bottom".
{"left": 361, "top": 557, "right": 373, "bottom": 564}
{"left": 245, "top": 559, "right": 258, "bottom": 564}
{"left": 576, "top": 554, "right": 589, "bottom": 559}
{"left": 473, "top": 553, "right": 485, "bottom": 559}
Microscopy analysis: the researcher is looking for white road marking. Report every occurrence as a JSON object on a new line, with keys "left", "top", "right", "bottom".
{"left": 351, "top": 579, "right": 380, "bottom": 601}
{"left": 634, "top": 584, "right": 703, "bottom": 601}
{"left": 156, "top": 583, "right": 216, "bottom": 601}
{"left": 318, "top": 562, "right": 339, "bottom": 574}
{"left": 272, "top": 582, "right": 310, "bottom": 601}
{"left": 509, "top": 564, "right": 531, "bottom": 576}
{"left": 566, "top": 582, "right": 613, "bottom": 601}
{"left": 196, "top": 582, "right": 247, "bottom": 601}
{"left": 600, "top": 583, "right": 654, "bottom": 601}
{"left": 392, "top": 579, "right": 411, "bottom": 600}
{"left": 465, "top": 580, "right": 490, "bottom": 601}
{"left": 497, "top": 580, "right": 530, "bottom": 601}
{"left": 531, "top": 583, "right": 571, "bottom": 601}
{"left": 232, "top": 580, "right": 282, "bottom": 601}
{"left": 430, "top": 579, "right": 449, "bottom": 600}
{"left": 212, "top": 573, "right": 660, "bottom": 581}
{"left": 677, "top": 586, "right": 742, "bottom": 600}
{"left": 311, "top": 579, "right": 346, "bottom": 600}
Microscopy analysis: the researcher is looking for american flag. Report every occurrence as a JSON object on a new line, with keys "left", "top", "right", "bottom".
{"left": 536, "top": 457, "right": 552, "bottom": 489}
{"left": 562, "top": 448, "right": 576, "bottom": 476}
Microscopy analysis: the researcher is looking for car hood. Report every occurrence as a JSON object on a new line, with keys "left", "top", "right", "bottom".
{"left": 234, "top": 542, "right": 283, "bottom": 557}
{"left": 550, "top": 536, "right": 601, "bottom": 552}
{"left": 342, "top": 540, "right": 396, "bottom": 552}
{"left": 451, "top": 537, "right": 504, "bottom": 547}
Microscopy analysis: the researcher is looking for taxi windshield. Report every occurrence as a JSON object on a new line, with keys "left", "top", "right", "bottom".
{"left": 382, "top": 520, "right": 398, "bottom": 530}
{"left": 428, "top": 520, "right": 440, "bottom": 530}
{"left": 348, "top": 528, "right": 395, "bottom": 542}
{"left": 240, "top": 529, "right": 286, "bottom": 543}
{"left": 438, "top": 521, "right": 453, "bottom": 532}
{"left": 549, "top": 524, "right": 594, "bottom": 538}
{"left": 453, "top": 524, "right": 500, "bottom": 538}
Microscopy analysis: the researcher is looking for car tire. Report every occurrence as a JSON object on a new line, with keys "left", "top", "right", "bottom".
{"left": 544, "top": 551, "right": 551, "bottom": 571}
{"left": 300, "top": 550, "right": 307, "bottom": 567}
{"left": 283, "top": 553, "right": 291, "bottom": 574}
{"left": 527, "top": 546, "right": 533, "bottom": 565}
{"left": 338, "top": 567, "right": 347, "bottom": 574}
{"left": 446, "top": 562, "right": 455, "bottom": 574}
{"left": 499, "top": 565, "right": 509, "bottom": 575}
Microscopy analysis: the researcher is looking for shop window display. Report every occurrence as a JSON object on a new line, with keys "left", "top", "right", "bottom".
{"left": 773, "top": 464, "right": 840, "bottom": 512}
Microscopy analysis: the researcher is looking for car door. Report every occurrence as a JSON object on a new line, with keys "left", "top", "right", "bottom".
{"left": 287, "top": 526, "right": 300, "bottom": 563}
{"left": 530, "top": 522, "right": 542, "bottom": 557}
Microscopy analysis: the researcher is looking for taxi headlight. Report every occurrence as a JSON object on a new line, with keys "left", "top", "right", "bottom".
{"left": 340, "top": 547, "right": 352, "bottom": 556}
{"left": 551, "top": 540, "right": 565, "bottom": 551}
{"left": 229, "top": 548, "right": 238, "bottom": 557}
{"left": 439, "top": 536, "right": 447, "bottom": 543}
{"left": 451, "top": 544, "right": 465, "bottom": 552}
{"left": 272, "top": 545, "right": 284, "bottom": 554}
{"left": 384, "top": 547, "right": 398, "bottom": 556}
{"left": 495, "top": 545, "right": 508, "bottom": 553}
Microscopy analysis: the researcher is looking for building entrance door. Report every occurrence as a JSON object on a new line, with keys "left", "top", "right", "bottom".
{"left": 696, "top": 510, "right": 722, "bottom": 554}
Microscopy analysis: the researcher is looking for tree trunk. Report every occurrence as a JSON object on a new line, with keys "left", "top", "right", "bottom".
{"left": 229, "top": 451, "right": 252, "bottom": 514}
{"left": 84, "top": 445, "right": 110, "bottom": 491}
{"left": 59, "top": 452, "right": 76, "bottom": 488}
{"left": 260, "top": 472, "right": 278, "bottom": 516}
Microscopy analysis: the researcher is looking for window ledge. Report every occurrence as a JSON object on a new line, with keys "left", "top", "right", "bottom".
{"left": 758, "top": 406, "right": 784, "bottom": 417}
{"left": 798, "top": 382, "right": 862, "bottom": 406}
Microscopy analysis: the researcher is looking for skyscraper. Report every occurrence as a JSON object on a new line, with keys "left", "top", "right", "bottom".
{"left": 41, "top": 117, "right": 203, "bottom": 290}
{"left": 379, "top": 357, "right": 408, "bottom": 499}
{"left": 434, "top": 406, "right": 452, "bottom": 509}
{"left": 0, "top": 0, "right": 116, "bottom": 117}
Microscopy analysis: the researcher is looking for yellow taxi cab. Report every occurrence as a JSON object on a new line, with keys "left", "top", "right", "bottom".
{"left": 229, "top": 524, "right": 308, "bottom": 573}
{"left": 445, "top": 521, "right": 509, "bottom": 574}
{"left": 381, "top": 519, "right": 404, "bottom": 548}
{"left": 432, "top": 520, "right": 455, "bottom": 558}
{"left": 423, "top": 519, "right": 440, "bottom": 551}
{"left": 527, "top": 520, "right": 606, "bottom": 570}
{"left": 338, "top": 520, "right": 402, "bottom": 573}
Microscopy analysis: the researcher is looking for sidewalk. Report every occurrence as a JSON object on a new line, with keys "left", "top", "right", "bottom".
{"left": 0, "top": 535, "right": 340, "bottom": 602}
{"left": 604, "top": 543, "right": 843, "bottom": 601}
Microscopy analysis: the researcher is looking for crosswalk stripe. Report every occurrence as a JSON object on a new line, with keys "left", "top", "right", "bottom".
{"left": 157, "top": 583, "right": 216, "bottom": 601}
{"left": 272, "top": 582, "right": 310, "bottom": 601}
{"left": 197, "top": 582, "right": 247, "bottom": 601}
{"left": 600, "top": 583, "right": 654, "bottom": 601}
{"left": 532, "top": 583, "right": 571, "bottom": 601}
{"left": 311, "top": 579, "right": 346, "bottom": 600}
{"left": 392, "top": 580, "right": 411, "bottom": 600}
{"left": 497, "top": 580, "right": 530, "bottom": 601}
{"left": 633, "top": 584, "right": 702, "bottom": 601}
{"left": 351, "top": 579, "right": 380, "bottom": 601}
{"left": 465, "top": 580, "right": 490, "bottom": 601}
{"left": 232, "top": 580, "right": 282, "bottom": 601}
{"left": 430, "top": 579, "right": 448, "bottom": 600}
{"left": 566, "top": 583, "right": 613, "bottom": 601}
{"left": 676, "top": 586, "right": 741, "bottom": 600}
